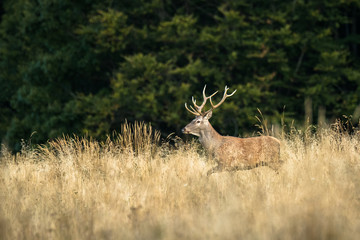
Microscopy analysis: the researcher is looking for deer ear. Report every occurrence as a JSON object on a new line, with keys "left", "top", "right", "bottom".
{"left": 203, "top": 110, "right": 212, "bottom": 120}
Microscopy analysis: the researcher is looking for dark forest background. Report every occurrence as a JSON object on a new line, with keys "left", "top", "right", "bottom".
{"left": 1, "top": 0, "right": 360, "bottom": 151}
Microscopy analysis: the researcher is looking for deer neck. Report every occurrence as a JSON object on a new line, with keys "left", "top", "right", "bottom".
{"left": 198, "top": 122, "right": 222, "bottom": 153}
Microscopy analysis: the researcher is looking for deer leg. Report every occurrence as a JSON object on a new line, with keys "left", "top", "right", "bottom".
{"left": 231, "top": 164, "right": 259, "bottom": 171}
{"left": 208, "top": 163, "right": 254, "bottom": 175}
{"left": 267, "top": 160, "right": 284, "bottom": 172}
{"left": 230, "top": 162, "right": 271, "bottom": 172}
{"left": 207, "top": 164, "right": 224, "bottom": 176}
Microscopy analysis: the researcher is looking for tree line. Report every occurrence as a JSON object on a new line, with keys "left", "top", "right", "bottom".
{"left": 1, "top": 0, "right": 360, "bottom": 151}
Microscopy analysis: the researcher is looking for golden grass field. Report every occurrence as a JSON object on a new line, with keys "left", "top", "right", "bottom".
{"left": 0, "top": 122, "right": 359, "bottom": 239}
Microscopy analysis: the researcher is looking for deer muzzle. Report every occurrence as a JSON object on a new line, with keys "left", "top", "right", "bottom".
{"left": 182, "top": 127, "right": 190, "bottom": 134}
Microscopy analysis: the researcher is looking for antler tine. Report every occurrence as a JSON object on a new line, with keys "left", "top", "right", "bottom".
{"left": 191, "top": 85, "right": 206, "bottom": 112}
{"left": 192, "top": 85, "right": 219, "bottom": 114}
{"left": 185, "top": 103, "right": 201, "bottom": 116}
{"left": 209, "top": 85, "right": 237, "bottom": 110}
{"left": 189, "top": 105, "right": 199, "bottom": 114}
{"left": 191, "top": 96, "right": 197, "bottom": 107}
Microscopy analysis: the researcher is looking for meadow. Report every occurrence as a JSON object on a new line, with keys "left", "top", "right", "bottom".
{"left": 0, "top": 122, "right": 359, "bottom": 239}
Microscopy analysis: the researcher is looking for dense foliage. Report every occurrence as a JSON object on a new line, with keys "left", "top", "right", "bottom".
{"left": 1, "top": 0, "right": 360, "bottom": 150}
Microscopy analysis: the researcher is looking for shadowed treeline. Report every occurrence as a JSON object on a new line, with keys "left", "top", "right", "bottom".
{"left": 1, "top": 0, "right": 360, "bottom": 150}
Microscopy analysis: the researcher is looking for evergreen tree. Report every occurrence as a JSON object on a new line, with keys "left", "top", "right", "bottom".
{"left": 1, "top": 0, "right": 360, "bottom": 151}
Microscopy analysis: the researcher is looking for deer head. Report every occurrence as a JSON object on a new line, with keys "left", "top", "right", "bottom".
{"left": 182, "top": 85, "right": 236, "bottom": 136}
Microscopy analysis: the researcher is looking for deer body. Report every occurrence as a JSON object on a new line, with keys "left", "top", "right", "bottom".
{"left": 182, "top": 86, "right": 281, "bottom": 175}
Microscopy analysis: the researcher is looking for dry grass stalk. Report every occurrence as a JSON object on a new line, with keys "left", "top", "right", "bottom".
{"left": 0, "top": 122, "right": 359, "bottom": 239}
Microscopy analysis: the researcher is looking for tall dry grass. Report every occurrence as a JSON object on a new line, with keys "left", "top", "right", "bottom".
{"left": 0, "top": 122, "right": 359, "bottom": 239}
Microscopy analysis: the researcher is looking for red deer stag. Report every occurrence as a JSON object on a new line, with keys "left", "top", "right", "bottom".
{"left": 182, "top": 85, "right": 281, "bottom": 175}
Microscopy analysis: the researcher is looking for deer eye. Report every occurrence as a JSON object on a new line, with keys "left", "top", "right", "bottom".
{"left": 196, "top": 120, "right": 201, "bottom": 124}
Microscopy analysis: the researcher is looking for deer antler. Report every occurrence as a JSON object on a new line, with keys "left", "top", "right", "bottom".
{"left": 184, "top": 102, "right": 201, "bottom": 116}
{"left": 185, "top": 85, "right": 236, "bottom": 116}
{"left": 207, "top": 86, "right": 237, "bottom": 112}
{"left": 185, "top": 85, "right": 216, "bottom": 116}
